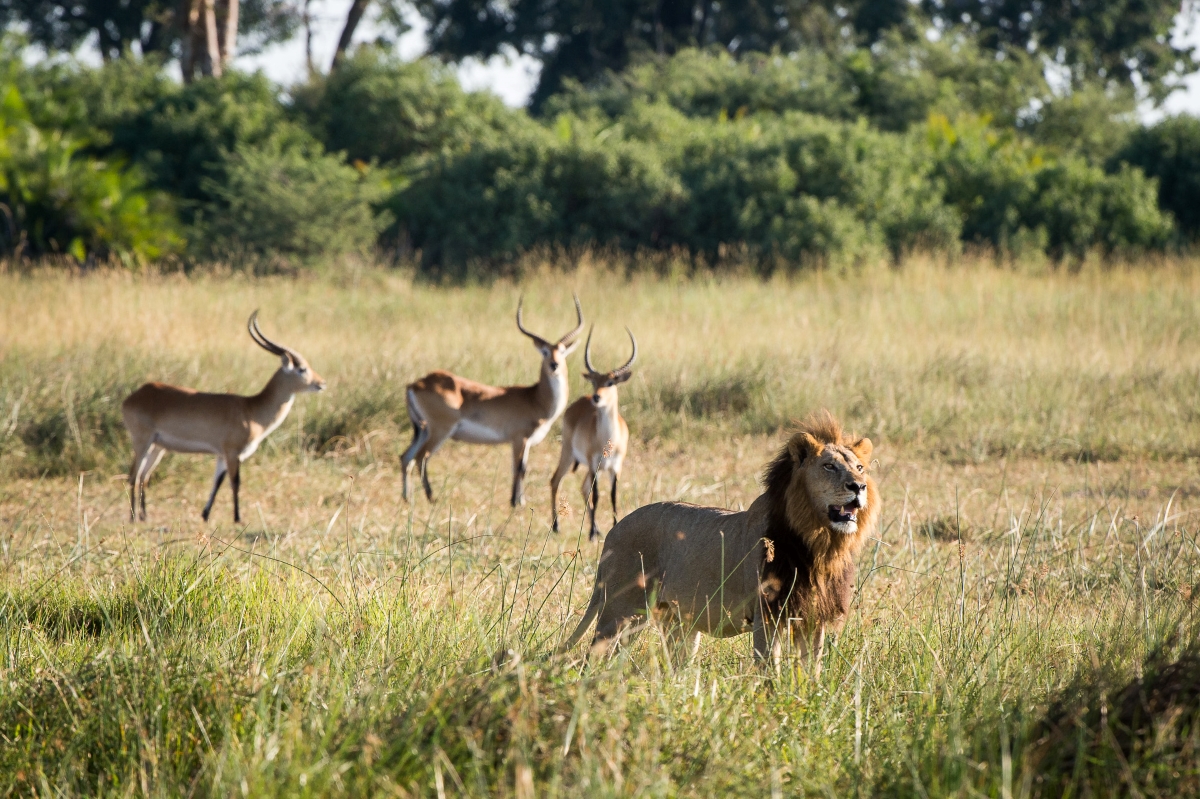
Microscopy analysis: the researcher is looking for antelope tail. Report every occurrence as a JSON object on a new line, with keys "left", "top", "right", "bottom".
{"left": 556, "top": 580, "right": 604, "bottom": 654}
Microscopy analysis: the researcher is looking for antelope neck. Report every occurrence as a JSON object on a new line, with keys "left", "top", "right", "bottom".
{"left": 248, "top": 370, "right": 299, "bottom": 425}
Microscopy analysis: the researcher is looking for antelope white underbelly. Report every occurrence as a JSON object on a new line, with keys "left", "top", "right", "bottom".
{"left": 452, "top": 418, "right": 510, "bottom": 444}
{"left": 154, "top": 432, "right": 220, "bottom": 455}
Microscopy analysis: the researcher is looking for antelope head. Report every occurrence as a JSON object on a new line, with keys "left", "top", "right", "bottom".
{"left": 248, "top": 311, "right": 327, "bottom": 393}
{"left": 515, "top": 294, "right": 585, "bottom": 379}
{"left": 582, "top": 325, "right": 637, "bottom": 409}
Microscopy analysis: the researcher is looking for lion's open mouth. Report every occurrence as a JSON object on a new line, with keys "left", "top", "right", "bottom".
{"left": 827, "top": 501, "right": 860, "bottom": 525}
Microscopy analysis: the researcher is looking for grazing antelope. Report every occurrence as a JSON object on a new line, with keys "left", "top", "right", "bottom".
{"left": 550, "top": 326, "right": 636, "bottom": 540}
{"left": 401, "top": 295, "right": 584, "bottom": 507}
{"left": 121, "top": 311, "right": 325, "bottom": 523}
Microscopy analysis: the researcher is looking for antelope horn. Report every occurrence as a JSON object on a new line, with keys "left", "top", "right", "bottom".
{"left": 610, "top": 327, "right": 638, "bottom": 379}
{"left": 247, "top": 311, "right": 290, "bottom": 358}
{"left": 556, "top": 293, "right": 585, "bottom": 347}
{"left": 582, "top": 325, "right": 598, "bottom": 376}
{"left": 515, "top": 297, "right": 551, "bottom": 348}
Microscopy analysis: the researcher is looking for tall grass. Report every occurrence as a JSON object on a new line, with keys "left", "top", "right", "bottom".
{"left": 2, "top": 257, "right": 1200, "bottom": 794}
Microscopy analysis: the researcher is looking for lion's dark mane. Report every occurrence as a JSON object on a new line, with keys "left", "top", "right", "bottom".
{"left": 759, "top": 430, "right": 856, "bottom": 629}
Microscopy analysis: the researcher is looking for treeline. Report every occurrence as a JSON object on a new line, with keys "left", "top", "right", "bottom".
{"left": 2, "top": 34, "right": 1199, "bottom": 275}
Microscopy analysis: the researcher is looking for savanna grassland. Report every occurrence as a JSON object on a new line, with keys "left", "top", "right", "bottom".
{"left": 3, "top": 259, "right": 1200, "bottom": 797}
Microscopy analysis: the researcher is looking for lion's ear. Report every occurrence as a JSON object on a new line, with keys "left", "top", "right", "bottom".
{"left": 788, "top": 432, "right": 822, "bottom": 464}
{"left": 851, "top": 437, "right": 873, "bottom": 463}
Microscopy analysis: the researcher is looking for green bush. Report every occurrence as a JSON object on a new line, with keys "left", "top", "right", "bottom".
{"left": 927, "top": 114, "right": 1171, "bottom": 257}
{"left": 1117, "top": 115, "right": 1200, "bottom": 241}
{"left": 392, "top": 105, "right": 961, "bottom": 272}
{"left": 292, "top": 48, "right": 524, "bottom": 165}
{"left": 542, "top": 38, "right": 1047, "bottom": 134}
{"left": 0, "top": 78, "right": 180, "bottom": 263}
{"left": 541, "top": 47, "right": 859, "bottom": 124}
{"left": 108, "top": 71, "right": 315, "bottom": 214}
{"left": 392, "top": 118, "right": 684, "bottom": 277}
{"left": 196, "top": 144, "right": 392, "bottom": 267}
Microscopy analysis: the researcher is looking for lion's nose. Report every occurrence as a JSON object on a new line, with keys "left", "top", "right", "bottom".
{"left": 847, "top": 481, "right": 866, "bottom": 494}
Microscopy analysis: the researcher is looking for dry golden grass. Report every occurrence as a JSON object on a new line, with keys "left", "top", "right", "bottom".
{"left": 2, "top": 258, "right": 1200, "bottom": 796}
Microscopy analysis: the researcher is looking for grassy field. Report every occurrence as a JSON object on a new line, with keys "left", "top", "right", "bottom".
{"left": 2, "top": 259, "right": 1200, "bottom": 796}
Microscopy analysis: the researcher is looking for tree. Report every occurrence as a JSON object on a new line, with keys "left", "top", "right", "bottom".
{"left": 922, "top": 0, "right": 1197, "bottom": 100}
{"left": 414, "top": 0, "right": 914, "bottom": 109}
{"left": 0, "top": 0, "right": 298, "bottom": 82}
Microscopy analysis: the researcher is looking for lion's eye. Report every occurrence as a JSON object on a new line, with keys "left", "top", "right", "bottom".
{"left": 856, "top": 464, "right": 864, "bottom": 472}
{"left": 823, "top": 463, "right": 836, "bottom": 472}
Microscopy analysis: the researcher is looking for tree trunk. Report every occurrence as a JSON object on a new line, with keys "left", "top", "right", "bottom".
{"left": 220, "top": 0, "right": 239, "bottom": 67}
{"left": 304, "top": 0, "right": 315, "bottom": 74}
{"left": 180, "top": 0, "right": 201, "bottom": 82}
{"left": 331, "top": 0, "right": 370, "bottom": 71}
{"left": 203, "top": 0, "right": 223, "bottom": 77}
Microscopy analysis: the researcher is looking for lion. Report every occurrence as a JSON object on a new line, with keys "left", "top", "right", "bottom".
{"left": 557, "top": 410, "right": 879, "bottom": 670}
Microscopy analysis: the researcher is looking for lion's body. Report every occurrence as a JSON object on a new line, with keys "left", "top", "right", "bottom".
{"left": 560, "top": 412, "right": 880, "bottom": 667}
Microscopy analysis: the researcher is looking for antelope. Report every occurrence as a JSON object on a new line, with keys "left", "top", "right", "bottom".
{"left": 121, "top": 311, "right": 326, "bottom": 523}
{"left": 401, "top": 295, "right": 584, "bottom": 506}
{"left": 550, "top": 325, "right": 636, "bottom": 540}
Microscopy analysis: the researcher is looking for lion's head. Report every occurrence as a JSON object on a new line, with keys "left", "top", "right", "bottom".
{"left": 763, "top": 410, "right": 880, "bottom": 560}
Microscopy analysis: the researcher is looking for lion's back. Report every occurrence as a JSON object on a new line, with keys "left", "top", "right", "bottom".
{"left": 604, "top": 501, "right": 753, "bottom": 572}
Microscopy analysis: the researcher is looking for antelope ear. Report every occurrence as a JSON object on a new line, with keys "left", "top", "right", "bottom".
{"left": 281, "top": 352, "right": 295, "bottom": 370}
{"left": 787, "top": 432, "right": 822, "bottom": 464}
{"left": 614, "top": 371, "right": 633, "bottom": 384}
{"left": 851, "top": 437, "right": 873, "bottom": 463}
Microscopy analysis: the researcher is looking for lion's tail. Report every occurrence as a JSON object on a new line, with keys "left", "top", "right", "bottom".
{"left": 556, "top": 579, "right": 604, "bottom": 655}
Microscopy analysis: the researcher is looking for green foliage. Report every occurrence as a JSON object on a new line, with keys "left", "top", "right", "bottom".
{"left": 1020, "top": 83, "right": 1138, "bottom": 164}
{"left": 927, "top": 113, "right": 1172, "bottom": 257}
{"left": 392, "top": 118, "right": 686, "bottom": 277}
{"left": 922, "top": 0, "right": 1195, "bottom": 100}
{"left": 544, "top": 39, "right": 1048, "bottom": 134}
{"left": 0, "top": 76, "right": 180, "bottom": 263}
{"left": 196, "top": 144, "right": 393, "bottom": 267}
{"left": 108, "top": 71, "right": 314, "bottom": 213}
{"left": 1117, "top": 115, "right": 1200, "bottom": 241}
{"left": 292, "top": 48, "right": 524, "bottom": 165}
{"left": 541, "top": 48, "right": 860, "bottom": 124}
{"left": 416, "top": 0, "right": 918, "bottom": 108}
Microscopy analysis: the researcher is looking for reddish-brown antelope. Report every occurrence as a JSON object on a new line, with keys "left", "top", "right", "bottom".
{"left": 121, "top": 311, "right": 326, "bottom": 523}
{"left": 550, "top": 325, "right": 636, "bottom": 539}
{"left": 402, "top": 295, "right": 584, "bottom": 506}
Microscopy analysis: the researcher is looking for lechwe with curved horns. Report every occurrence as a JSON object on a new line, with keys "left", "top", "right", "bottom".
{"left": 550, "top": 326, "right": 636, "bottom": 539}
{"left": 402, "top": 295, "right": 584, "bottom": 506}
{"left": 121, "top": 311, "right": 326, "bottom": 523}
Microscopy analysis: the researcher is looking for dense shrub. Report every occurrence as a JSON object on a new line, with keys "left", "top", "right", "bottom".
{"left": 292, "top": 48, "right": 525, "bottom": 165}
{"left": 1117, "top": 115, "right": 1200, "bottom": 242}
{"left": 543, "top": 38, "right": 1048, "bottom": 133}
{"left": 541, "top": 48, "right": 860, "bottom": 124}
{"left": 0, "top": 76, "right": 180, "bottom": 263}
{"left": 393, "top": 105, "right": 961, "bottom": 272}
{"left": 107, "top": 72, "right": 315, "bottom": 213}
{"left": 196, "top": 144, "right": 392, "bottom": 267}
{"left": 392, "top": 119, "right": 685, "bottom": 276}
{"left": 928, "top": 114, "right": 1171, "bottom": 257}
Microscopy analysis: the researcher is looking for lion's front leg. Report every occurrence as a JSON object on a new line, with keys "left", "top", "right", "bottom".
{"left": 752, "top": 611, "right": 785, "bottom": 676}
{"left": 792, "top": 620, "right": 826, "bottom": 677}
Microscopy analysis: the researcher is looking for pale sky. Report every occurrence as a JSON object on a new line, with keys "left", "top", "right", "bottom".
{"left": 235, "top": 1, "right": 1200, "bottom": 117}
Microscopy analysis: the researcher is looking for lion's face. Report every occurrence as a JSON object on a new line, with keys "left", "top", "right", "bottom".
{"left": 789, "top": 433, "right": 873, "bottom": 536}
